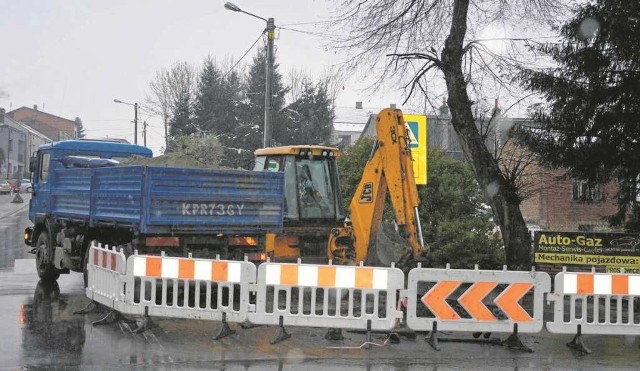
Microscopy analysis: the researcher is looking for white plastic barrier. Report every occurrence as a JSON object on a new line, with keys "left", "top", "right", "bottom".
{"left": 547, "top": 270, "right": 640, "bottom": 335}
{"left": 248, "top": 261, "right": 405, "bottom": 331}
{"left": 85, "top": 242, "right": 127, "bottom": 309}
{"left": 122, "top": 252, "right": 256, "bottom": 323}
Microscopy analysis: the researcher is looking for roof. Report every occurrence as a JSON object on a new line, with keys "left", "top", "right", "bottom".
{"left": 333, "top": 123, "right": 366, "bottom": 133}
{"left": 11, "top": 119, "right": 52, "bottom": 141}
{"left": 334, "top": 106, "right": 380, "bottom": 125}
{"left": 9, "top": 106, "right": 76, "bottom": 124}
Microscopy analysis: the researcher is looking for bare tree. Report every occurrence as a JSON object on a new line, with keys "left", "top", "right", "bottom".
{"left": 331, "top": 0, "right": 564, "bottom": 268}
{"left": 146, "top": 62, "right": 198, "bottom": 152}
{"left": 285, "top": 67, "right": 308, "bottom": 105}
{"left": 146, "top": 69, "right": 172, "bottom": 151}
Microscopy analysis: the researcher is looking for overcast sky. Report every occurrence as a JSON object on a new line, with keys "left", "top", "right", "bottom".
{"left": 0, "top": 0, "right": 408, "bottom": 155}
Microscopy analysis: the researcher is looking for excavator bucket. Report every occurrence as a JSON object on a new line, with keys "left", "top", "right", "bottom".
{"left": 368, "top": 222, "right": 410, "bottom": 266}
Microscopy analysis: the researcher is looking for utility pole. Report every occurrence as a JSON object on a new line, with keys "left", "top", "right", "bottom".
{"left": 134, "top": 103, "right": 139, "bottom": 145}
{"left": 224, "top": 3, "right": 275, "bottom": 148}
{"left": 263, "top": 18, "right": 275, "bottom": 148}
{"left": 143, "top": 121, "right": 148, "bottom": 147}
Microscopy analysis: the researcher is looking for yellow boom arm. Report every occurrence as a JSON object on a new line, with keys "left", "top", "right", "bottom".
{"left": 328, "top": 108, "right": 427, "bottom": 266}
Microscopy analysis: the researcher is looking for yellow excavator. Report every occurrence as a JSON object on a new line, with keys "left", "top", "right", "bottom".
{"left": 252, "top": 108, "right": 428, "bottom": 267}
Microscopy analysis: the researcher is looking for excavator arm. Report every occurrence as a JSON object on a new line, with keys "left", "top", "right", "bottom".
{"left": 328, "top": 108, "right": 428, "bottom": 267}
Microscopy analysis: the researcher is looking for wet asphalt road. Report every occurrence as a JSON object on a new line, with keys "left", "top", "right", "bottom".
{"left": 1, "top": 193, "right": 640, "bottom": 370}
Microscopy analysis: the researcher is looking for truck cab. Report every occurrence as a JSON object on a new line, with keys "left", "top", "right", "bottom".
{"left": 29, "top": 139, "right": 153, "bottom": 224}
{"left": 26, "top": 139, "right": 153, "bottom": 282}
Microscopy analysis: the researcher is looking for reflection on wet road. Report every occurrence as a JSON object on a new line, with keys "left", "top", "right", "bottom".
{"left": 20, "top": 281, "right": 86, "bottom": 368}
{"left": 0, "top": 193, "right": 31, "bottom": 270}
{"left": 1, "top": 194, "right": 640, "bottom": 370}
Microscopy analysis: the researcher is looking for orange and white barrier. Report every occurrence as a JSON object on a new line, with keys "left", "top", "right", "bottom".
{"left": 547, "top": 270, "right": 640, "bottom": 335}
{"left": 558, "top": 272, "right": 640, "bottom": 296}
{"left": 264, "top": 264, "right": 390, "bottom": 290}
{"left": 122, "top": 252, "right": 256, "bottom": 322}
{"left": 85, "top": 242, "right": 127, "bottom": 308}
{"left": 131, "top": 255, "right": 243, "bottom": 282}
{"left": 249, "top": 261, "right": 405, "bottom": 331}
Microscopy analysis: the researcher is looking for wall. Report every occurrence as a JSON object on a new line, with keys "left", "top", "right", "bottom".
{"left": 9, "top": 107, "right": 76, "bottom": 141}
{"left": 520, "top": 167, "right": 619, "bottom": 232}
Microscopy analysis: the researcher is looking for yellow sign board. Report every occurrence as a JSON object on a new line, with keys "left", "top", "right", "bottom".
{"left": 533, "top": 231, "right": 640, "bottom": 270}
{"left": 534, "top": 253, "right": 640, "bottom": 268}
{"left": 404, "top": 114, "right": 427, "bottom": 185}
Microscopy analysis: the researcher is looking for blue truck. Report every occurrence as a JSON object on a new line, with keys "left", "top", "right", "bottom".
{"left": 24, "top": 139, "right": 284, "bottom": 282}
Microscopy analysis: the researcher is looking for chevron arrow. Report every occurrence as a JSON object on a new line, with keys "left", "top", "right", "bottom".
{"left": 458, "top": 282, "right": 497, "bottom": 321}
{"left": 421, "top": 281, "right": 461, "bottom": 320}
{"left": 495, "top": 283, "right": 533, "bottom": 322}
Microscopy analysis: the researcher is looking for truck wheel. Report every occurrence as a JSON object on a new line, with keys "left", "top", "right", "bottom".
{"left": 35, "top": 231, "right": 60, "bottom": 282}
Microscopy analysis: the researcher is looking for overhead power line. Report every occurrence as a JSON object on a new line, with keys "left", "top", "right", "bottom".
{"left": 279, "top": 20, "right": 332, "bottom": 27}
{"left": 224, "top": 31, "right": 264, "bottom": 78}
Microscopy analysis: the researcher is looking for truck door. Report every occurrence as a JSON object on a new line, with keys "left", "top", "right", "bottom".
{"left": 29, "top": 150, "right": 52, "bottom": 222}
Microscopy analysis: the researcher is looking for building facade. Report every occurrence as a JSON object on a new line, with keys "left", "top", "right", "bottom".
{"left": 331, "top": 102, "right": 376, "bottom": 148}
{"left": 519, "top": 166, "right": 619, "bottom": 232}
{"left": 8, "top": 106, "right": 76, "bottom": 141}
{"left": 0, "top": 108, "right": 52, "bottom": 179}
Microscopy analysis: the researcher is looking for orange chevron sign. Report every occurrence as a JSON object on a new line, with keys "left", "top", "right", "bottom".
{"left": 420, "top": 281, "right": 534, "bottom": 322}
{"left": 421, "top": 281, "right": 461, "bottom": 320}
{"left": 458, "top": 282, "right": 497, "bottom": 321}
{"left": 495, "top": 282, "right": 533, "bottom": 322}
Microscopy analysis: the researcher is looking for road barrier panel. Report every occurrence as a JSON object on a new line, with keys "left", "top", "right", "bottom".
{"left": 121, "top": 251, "right": 256, "bottom": 338}
{"left": 248, "top": 259, "right": 405, "bottom": 344}
{"left": 406, "top": 264, "right": 551, "bottom": 350}
{"left": 546, "top": 268, "right": 640, "bottom": 353}
{"left": 85, "top": 242, "right": 127, "bottom": 310}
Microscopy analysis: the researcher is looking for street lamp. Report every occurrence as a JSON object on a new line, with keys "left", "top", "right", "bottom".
{"left": 113, "top": 99, "right": 138, "bottom": 145}
{"left": 224, "top": 2, "right": 275, "bottom": 148}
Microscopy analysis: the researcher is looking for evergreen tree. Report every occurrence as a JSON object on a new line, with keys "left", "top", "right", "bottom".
{"left": 279, "top": 79, "right": 334, "bottom": 145}
{"left": 193, "top": 57, "right": 242, "bottom": 138}
{"left": 237, "top": 49, "right": 288, "bottom": 151}
{"left": 421, "top": 149, "right": 504, "bottom": 269}
{"left": 74, "top": 117, "right": 86, "bottom": 138}
{"left": 518, "top": 0, "right": 640, "bottom": 231}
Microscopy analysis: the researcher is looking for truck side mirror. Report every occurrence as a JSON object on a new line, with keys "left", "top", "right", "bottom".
{"left": 29, "top": 156, "right": 37, "bottom": 173}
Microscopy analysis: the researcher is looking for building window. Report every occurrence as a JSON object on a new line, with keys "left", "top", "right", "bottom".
{"left": 572, "top": 180, "right": 604, "bottom": 203}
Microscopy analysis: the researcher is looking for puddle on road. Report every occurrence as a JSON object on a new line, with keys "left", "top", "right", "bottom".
{"left": 19, "top": 281, "right": 86, "bottom": 368}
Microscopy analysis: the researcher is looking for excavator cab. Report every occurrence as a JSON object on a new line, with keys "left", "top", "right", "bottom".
{"left": 253, "top": 109, "right": 427, "bottom": 267}
{"left": 253, "top": 146, "right": 345, "bottom": 262}
{"left": 254, "top": 146, "right": 344, "bottom": 222}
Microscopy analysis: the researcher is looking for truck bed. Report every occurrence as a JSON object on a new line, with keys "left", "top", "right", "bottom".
{"left": 49, "top": 166, "right": 284, "bottom": 235}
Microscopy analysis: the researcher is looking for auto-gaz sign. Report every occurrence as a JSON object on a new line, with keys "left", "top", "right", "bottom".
{"left": 533, "top": 231, "right": 640, "bottom": 273}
